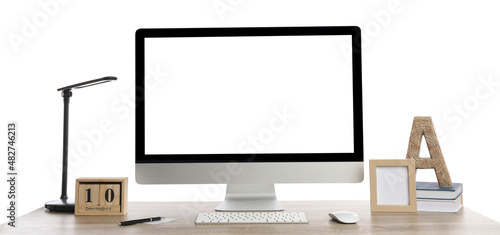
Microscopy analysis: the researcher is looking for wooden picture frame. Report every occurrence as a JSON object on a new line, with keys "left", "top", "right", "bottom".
{"left": 369, "top": 159, "right": 417, "bottom": 212}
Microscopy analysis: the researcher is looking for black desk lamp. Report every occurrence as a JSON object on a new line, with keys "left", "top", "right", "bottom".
{"left": 45, "top": 76, "right": 117, "bottom": 212}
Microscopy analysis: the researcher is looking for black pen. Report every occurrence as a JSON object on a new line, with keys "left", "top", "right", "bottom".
{"left": 119, "top": 217, "right": 163, "bottom": 226}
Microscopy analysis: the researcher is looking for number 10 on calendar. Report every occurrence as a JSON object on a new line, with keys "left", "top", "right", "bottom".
{"left": 75, "top": 177, "right": 128, "bottom": 215}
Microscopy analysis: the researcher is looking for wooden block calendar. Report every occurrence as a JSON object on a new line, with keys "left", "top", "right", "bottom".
{"left": 75, "top": 177, "right": 128, "bottom": 215}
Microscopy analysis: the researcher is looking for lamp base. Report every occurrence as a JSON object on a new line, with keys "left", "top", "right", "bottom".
{"left": 45, "top": 198, "right": 74, "bottom": 212}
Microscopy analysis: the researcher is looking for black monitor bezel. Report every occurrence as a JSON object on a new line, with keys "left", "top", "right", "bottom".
{"left": 136, "top": 26, "right": 363, "bottom": 163}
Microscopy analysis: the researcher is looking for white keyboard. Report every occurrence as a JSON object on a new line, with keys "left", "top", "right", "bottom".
{"left": 195, "top": 212, "right": 308, "bottom": 224}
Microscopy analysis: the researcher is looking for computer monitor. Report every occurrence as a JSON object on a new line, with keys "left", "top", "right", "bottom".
{"left": 135, "top": 26, "right": 363, "bottom": 211}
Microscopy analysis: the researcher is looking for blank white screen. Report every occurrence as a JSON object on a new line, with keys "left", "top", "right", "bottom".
{"left": 145, "top": 35, "right": 353, "bottom": 154}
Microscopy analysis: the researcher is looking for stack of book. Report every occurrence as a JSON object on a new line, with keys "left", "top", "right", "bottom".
{"left": 416, "top": 182, "right": 463, "bottom": 212}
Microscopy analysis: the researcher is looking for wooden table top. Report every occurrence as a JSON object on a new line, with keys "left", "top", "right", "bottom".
{"left": 1, "top": 201, "right": 499, "bottom": 234}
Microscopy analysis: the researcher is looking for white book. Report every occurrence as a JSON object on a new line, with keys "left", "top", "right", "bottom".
{"left": 417, "top": 194, "right": 463, "bottom": 212}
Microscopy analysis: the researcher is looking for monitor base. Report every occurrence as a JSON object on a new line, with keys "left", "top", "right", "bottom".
{"left": 215, "top": 184, "right": 284, "bottom": 211}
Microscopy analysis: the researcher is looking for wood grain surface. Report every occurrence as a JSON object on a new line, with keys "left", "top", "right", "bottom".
{"left": 1, "top": 201, "right": 498, "bottom": 234}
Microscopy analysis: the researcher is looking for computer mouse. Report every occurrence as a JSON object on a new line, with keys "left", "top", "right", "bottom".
{"left": 328, "top": 211, "right": 360, "bottom": 224}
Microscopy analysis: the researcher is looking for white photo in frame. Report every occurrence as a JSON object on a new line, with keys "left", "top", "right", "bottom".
{"left": 369, "top": 159, "right": 417, "bottom": 212}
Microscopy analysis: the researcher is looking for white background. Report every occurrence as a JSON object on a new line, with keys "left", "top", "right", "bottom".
{"left": 1, "top": 0, "right": 500, "bottom": 225}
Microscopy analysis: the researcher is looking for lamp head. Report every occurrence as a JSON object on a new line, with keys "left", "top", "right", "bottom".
{"left": 57, "top": 76, "right": 117, "bottom": 92}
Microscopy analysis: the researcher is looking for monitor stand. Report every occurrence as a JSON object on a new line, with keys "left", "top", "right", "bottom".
{"left": 215, "top": 184, "right": 284, "bottom": 211}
